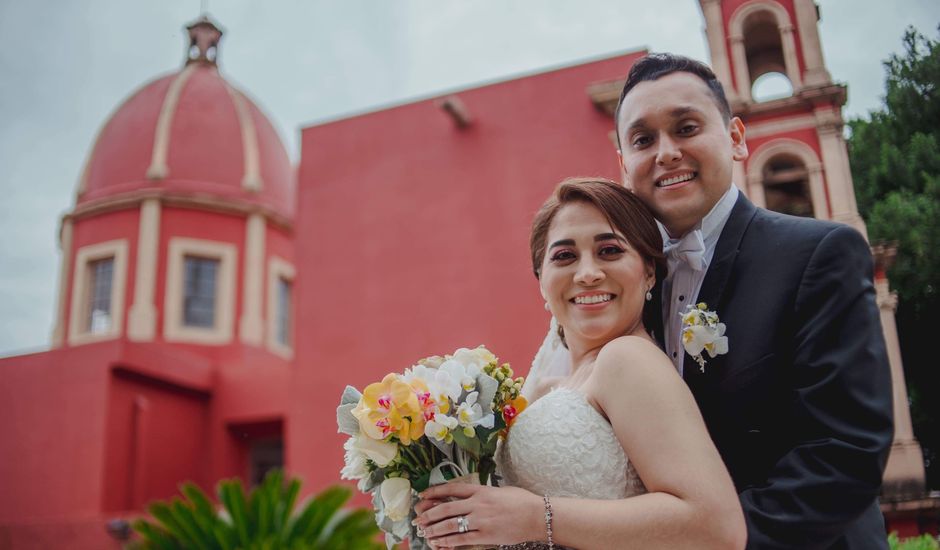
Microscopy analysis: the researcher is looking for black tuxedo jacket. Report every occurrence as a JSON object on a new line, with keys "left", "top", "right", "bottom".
{"left": 651, "top": 194, "right": 894, "bottom": 549}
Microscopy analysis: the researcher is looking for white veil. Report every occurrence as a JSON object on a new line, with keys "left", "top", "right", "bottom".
{"left": 521, "top": 316, "right": 573, "bottom": 400}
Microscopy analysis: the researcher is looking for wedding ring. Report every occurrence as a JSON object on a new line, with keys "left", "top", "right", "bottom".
{"left": 457, "top": 515, "right": 470, "bottom": 533}
{"left": 416, "top": 527, "right": 426, "bottom": 538}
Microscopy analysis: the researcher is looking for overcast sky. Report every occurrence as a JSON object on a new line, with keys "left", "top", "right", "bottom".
{"left": 1, "top": 1, "right": 937, "bottom": 357}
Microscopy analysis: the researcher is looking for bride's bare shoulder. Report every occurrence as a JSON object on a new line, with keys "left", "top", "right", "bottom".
{"left": 594, "top": 335, "right": 674, "bottom": 380}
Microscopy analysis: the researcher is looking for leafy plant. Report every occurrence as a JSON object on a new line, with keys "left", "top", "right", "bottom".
{"left": 131, "top": 469, "right": 383, "bottom": 550}
{"left": 848, "top": 25, "right": 940, "bottom": 488}
{"left": 888, "top": 532, "right": 940, "bottom": 550}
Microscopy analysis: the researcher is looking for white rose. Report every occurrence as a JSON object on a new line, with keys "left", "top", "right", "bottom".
{"left": 380, "top": 477, "right": 413, "bottom": 522}
{"left": 353, "top": 434, "right": 399, "bottom": 467}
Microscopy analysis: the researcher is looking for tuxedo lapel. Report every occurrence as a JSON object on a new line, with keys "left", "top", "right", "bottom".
{"left": 683, "top": 193, "right": 758, "bottom": 380}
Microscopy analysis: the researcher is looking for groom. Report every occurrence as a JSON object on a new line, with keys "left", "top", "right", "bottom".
{"left": 614, "top": 53, "right": 894, "bottom": 548}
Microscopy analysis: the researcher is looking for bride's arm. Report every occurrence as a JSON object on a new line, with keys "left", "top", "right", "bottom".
{"left": 550, "top": 336, "right": 744, "bottom": 549}
{"left": 416, "top": 336, "right": 745, "bottom": 550}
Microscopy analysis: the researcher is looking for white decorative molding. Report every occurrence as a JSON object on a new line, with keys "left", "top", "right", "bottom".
{"left": 163, "top": 237, "right": 237, "bottom": 345}
{"left": 128, "top": 199, "right": 161, "bottom": 341}
{"left": 147, "top": 63, "right": 198, "bottom": 180}
{"left": 266, "top": 256, "right": 295, "bottom": 360}
{"left": 223, "top": 83, "right": 263, "bottom": 192}
{"left": 51, "top": 218, "right": 74, "bottom": 348}
{"left": 744, "top": 113, "right": 816, "bottom": 139}
{"left": 239, "top": 214, "right": 265, "bottom": 346}
{"left": 746, "top": 138, "right": 826, "bottom": 219}
{"left": 813, "top": 108, "right": 866, "bottom": 235}
{"left": 66, "top": 189, "right": 294, "bottom": 232}
{"left": 700, "top": 0, "right": 737, "bottom": 102}
{"left": 67, "top": 239, "right": 129, "bottom": 346}
{"left": 792, "top": 0, "right": 832, "bottom": 86}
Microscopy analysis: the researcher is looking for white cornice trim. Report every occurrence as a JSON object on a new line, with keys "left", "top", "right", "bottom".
{"left": 744, "top": 113, "right": 816, "bottom": 139}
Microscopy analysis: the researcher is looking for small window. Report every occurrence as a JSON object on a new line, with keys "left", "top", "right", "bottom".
{"left": 249, "top": 438, "right": 284, "bottom": 487}
{"left": 266, "top": 257, "right": 295, "bottom": 358}
{"left": 275, "top": 277, "right": 292, "bottom": 347}
{"left": 183, "top": 256, "right": 219, "bottom": 328}
{"left": 87, "top": 258, "right": 114, "bottom": 333}
{"left": 68, "top": 240, "right": 128, "bottom": 346}
{"left": 164, "top": 238, "right": 236, "bottom": 345}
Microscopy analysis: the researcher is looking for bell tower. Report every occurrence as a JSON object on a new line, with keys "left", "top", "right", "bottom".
{"left": 700, "top": 0, "right": 865, "bottom": 230}
{"left": 700, "top": 0, "right": 930, "bottom": 527}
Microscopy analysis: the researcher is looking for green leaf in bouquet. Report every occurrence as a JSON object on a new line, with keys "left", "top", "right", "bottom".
{"left": 491, "top": 412, "right": 506, "bottom": 433}
{"left": 411, "top": 471, "right": 432, "bottom": 493}
{"left": 451, "top": 429, "right": 481, "bottom": 458}
{"left": 476, "top": 457, "right": 497, "bottom": 486}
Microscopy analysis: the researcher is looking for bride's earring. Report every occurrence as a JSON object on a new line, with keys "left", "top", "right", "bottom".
{"left": 645, "top": 288, "right": 653, "bottom": 302}
{"left": 544, "top": 302, "right": 551, "bottom": 311}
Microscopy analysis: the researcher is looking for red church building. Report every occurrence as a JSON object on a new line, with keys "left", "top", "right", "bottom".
{"left": 1, "top": 2, "right": 934, "bottom": 547}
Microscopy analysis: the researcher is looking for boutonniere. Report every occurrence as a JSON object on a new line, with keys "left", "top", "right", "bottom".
{"left": 680, "top": 303, "right": 728, "bottom": 372}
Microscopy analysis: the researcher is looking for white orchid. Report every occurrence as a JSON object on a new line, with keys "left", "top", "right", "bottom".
{"left": 424, "top": 414, "right": 459, "bottom": 443}
{"left": 455, "top": 391, "right": 495, "bottom": 437}
{"left": 680, "top": 303, "right": 729, "bottom": 372}
{"left": 439, "top": 357, "right": 479, "bottom": 394}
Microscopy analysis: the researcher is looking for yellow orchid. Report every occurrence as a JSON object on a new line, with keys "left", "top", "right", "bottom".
{"left": 353, "top": 373, "right": 426, "bottom": 444}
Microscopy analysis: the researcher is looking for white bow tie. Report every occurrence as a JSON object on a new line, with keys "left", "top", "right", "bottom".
{"left": 664, "top": 229, "right": 706, "bottom": 272}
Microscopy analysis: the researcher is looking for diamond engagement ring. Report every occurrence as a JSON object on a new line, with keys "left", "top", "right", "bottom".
{"left": 457, "top": 515, "right": 470, "bottom": 533}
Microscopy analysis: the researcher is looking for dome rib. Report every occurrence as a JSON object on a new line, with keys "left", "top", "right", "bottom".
{"left": 147, "top": 63, "right": 198, "bottom": 180}
{"left": 223, "top": 82, "right": 263, "bottom": 192}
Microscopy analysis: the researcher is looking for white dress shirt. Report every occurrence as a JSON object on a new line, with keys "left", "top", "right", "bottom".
{"left": 660, "top": 185, "right": 739, "bottom": 374}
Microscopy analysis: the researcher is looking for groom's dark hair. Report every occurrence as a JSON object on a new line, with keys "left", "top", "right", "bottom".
{"left": 614, "top": 53, "right": 732, "bottom": 150}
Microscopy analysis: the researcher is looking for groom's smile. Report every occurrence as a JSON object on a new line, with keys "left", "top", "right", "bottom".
{"left": 655, "top": 170, "right": 698, "bottom": 189}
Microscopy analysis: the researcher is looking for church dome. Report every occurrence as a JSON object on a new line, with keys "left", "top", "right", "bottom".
{"left": 76, "top": 16, "right": 294, "bottom": 220}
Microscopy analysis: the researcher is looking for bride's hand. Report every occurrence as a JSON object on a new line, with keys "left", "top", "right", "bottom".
{"left": 415, "top": 483, "right": 543, "bottom": 549}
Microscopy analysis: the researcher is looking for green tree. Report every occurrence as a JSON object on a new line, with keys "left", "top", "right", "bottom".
{"left": 848, "top": 25, "right": 940, "bottom": 488}
{"left": 131, "top": 470, "right": 383, "bottom": 550}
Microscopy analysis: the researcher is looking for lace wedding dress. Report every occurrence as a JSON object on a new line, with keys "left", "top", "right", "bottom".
{"left": 496, "top": 319, "right": 647, "bottom": 549}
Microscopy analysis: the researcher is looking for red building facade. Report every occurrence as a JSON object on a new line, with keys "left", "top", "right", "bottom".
{"left": 1, "top": 3, "right": 933, "bottom": 548}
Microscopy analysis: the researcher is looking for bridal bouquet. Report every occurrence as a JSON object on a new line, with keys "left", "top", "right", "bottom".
{"left": 336, "top": 346, "right": 527, "bottom": 549}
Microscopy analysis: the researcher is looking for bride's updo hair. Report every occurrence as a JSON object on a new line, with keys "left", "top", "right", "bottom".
{"left": 530, "top": 177, "right": 666, "bottom": 337}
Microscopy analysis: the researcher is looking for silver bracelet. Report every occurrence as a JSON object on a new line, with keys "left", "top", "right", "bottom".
{"left": 543, "top": 494, "right": 554, "bottom": 549}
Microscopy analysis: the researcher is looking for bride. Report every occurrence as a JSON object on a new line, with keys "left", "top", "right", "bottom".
{"left": 414, "top": 178, "right": 745, "bottom": 549}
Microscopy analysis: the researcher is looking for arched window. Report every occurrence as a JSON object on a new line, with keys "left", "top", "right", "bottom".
{"left": 752, "top": 71, "right": 793, "bottom": 102}
{"left": 762, "top": 154, "right": 813, "bottom": 217}
{"left": 743, "top": 10, "right": 788, "bottom": 92}
{"left": 728, "top": 2, "right": 803, "bottom": 102}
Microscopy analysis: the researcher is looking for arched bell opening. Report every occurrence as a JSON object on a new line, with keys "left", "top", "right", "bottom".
{"left": 762, "top": 153, "right": 814, "bottom": 217}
